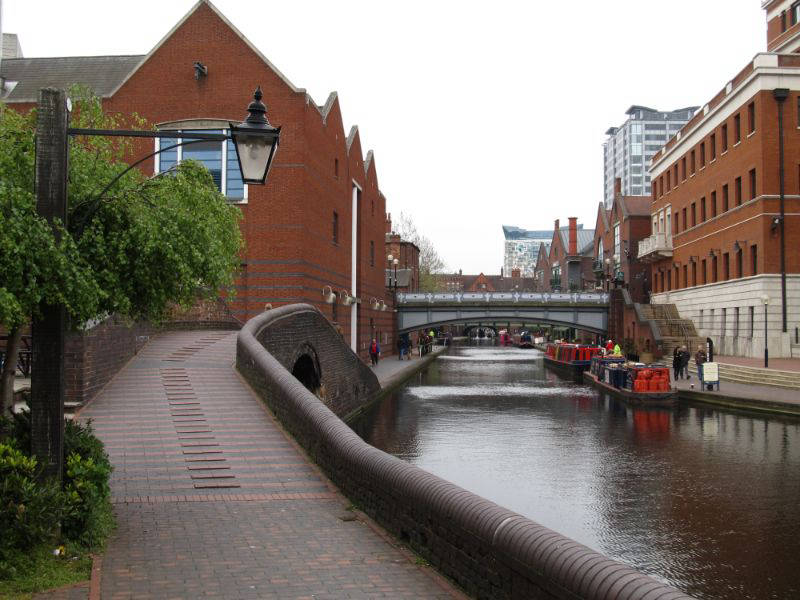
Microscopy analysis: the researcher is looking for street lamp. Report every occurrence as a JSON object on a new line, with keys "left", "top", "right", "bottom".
{"left": 604, "top": 257, "right": 612, "bottom": 291}
{"left": 762, "top": 294, "right": 770, "bottom": 368}
{"left": 393, "top": 258, "right": 399, "bottom": 295}
{"left": 32, "top": 87, "right": 280, "bottom": 480}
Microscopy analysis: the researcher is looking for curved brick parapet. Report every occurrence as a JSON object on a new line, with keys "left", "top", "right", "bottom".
{"left": 237, "top": 305, "right": 695, "bottom": 600}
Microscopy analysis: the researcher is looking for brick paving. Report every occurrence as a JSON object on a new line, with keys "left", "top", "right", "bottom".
{"left": 674, "top": 375, "right": 800, "bottom": 408}
{"left": 68, "top": 330, "right": 459, "bottom": 600}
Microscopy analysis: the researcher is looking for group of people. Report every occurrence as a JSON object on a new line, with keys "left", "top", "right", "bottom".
{"left": 604, "top": 339, "right": 622, "bottom": 356}
{"left": 370, "top": 330, "right": 438, "bottom": 366}
{"left": 672, "top": 345, "right": 708, "bottom": 381}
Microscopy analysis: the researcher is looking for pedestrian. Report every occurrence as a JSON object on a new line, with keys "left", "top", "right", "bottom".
{"left": 396, "top": 336, "right": 404, "bottom": 360}
{"left": 680, "top": 345, "right": 690, "bottom": 379}
{"left": 406, "top": 336, "right": 413, "bottom": 360}
{"left": 613, "top": 342, "right": 622, "bottom": 356}
{"left": 605, "top": 339, "right": 614, "bottom": 353}
{"left": 369, "top": 338, "right": 380, "bottom": 366}
{"left": 694, "top": 345, "right": 707, "bottom": 384}
{"left": 672, "top": 346, "right": 681, "bottom": 381}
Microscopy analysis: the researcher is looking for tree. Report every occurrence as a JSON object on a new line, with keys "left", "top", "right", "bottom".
{"left": 0, "top": 90, "right": 243, "bottom": 418}
{"left": 392, "top": 212, "right": 446, "bottom": 292}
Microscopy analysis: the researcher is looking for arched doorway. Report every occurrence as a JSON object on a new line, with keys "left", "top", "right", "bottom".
{"left": 292, "top": 354, "right": 321, "bottom": 394}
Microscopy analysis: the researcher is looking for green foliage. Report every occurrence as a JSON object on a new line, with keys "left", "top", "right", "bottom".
{"left": 0, "top": 444, "right": 64, "bottom": 559}
{"left": 0, "top": 86, "right": 243, "bottom": 332}
{"left": 0, "top": 543, "right": 92, "bottom": 598}
{"left": 0, "top": 415, "right": 113, "bottom": 573}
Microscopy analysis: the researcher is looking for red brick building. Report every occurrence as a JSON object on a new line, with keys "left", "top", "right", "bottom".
{"left": 434, "top": 270, "right": 536, "bottom": 293}
{"left": 542, "top": 218, "right": 595, "bottom": 292}
{"left": 384, "top": 214, "right": 420, "bottom": 294}
{"left": 592, "top": 180, "right": 651, "bottom": 300}
{"left": 638, "top": 1, "right": 800, "bottom": 358}
{"left": 1, "top": 1, "right": 395, "bottom": 359}
{"left": 533, "top": 243, "right": 551, "bottom": 292}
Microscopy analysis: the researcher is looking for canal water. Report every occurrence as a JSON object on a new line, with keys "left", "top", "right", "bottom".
{"left": 352, "top": 342, "right": 800, "bottom": 600}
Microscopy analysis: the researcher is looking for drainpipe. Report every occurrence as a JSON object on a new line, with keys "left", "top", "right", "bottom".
{"left": 774, "top": 88, "right": 789, "bottom": 333}
{"left": 351, "top": 183, "right": 360, "bottom": 352}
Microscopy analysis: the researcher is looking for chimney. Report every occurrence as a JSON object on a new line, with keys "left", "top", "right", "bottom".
{"left": 512, "top": 268, "right": 521, "bottom": 279}
{"left": 554, "top": 219, "right": 560, "bottom": 232}
{"left": 568, "top": 217, "right": 578, "bottom": 255}
{"left": 614, "top": 177, "right": 622, "bottom": 197}
{"left": 385, "top": 212, "right": 392, "bottom": 234}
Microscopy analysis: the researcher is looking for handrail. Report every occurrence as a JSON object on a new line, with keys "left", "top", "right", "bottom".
{"left": 397, "top": 292, "right": 609, "bottom": 305}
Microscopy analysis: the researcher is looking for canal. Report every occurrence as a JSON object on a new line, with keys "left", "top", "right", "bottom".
{"left": 352, "top": 342, "right": 800, "bottom": 600}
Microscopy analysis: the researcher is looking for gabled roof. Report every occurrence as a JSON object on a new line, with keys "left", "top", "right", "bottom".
{"left": 617, "top": 195, "right": 651, "bottom": 218}
{"left": 0, "top": 55, "right": 143, "bottom": 102}
{"left": 558, "top": 227, "right": 595, "bottom": 255}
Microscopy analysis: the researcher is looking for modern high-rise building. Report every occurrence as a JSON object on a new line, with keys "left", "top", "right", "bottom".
{"left": 603, "top": 105, "right": 698, "bottom": 207}
{"left": 502, "top": 225, "right": 572, "bottom": 278}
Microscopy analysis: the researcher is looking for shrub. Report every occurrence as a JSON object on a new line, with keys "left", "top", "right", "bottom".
{"left": 62, "top": 451, "right": 112, "bottom": 546}
{"left": 0, "top": 444, "right": 64, "bottom": 559}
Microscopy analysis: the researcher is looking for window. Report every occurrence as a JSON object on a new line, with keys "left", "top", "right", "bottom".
{"left": 667, "top": 171, "right": 671, "bottom": 190}
{"left": 674, "top": 212, "right": 679, "bottom": 235}
{"left": 334, "top": 158, "right": 339, "bottom": 178}
{"left": 371, "top": 198, "right": 375, "bottom": 216}
{"left": 682, "top": 157, "right": 687, "bottom": 181}
{"left": 748, "top": 102, "right": 755, "bottom": 134}
{"left": 682, "top": 207, "right": 687, "bottom": 231}
{"left": 683, "top": 264, "right": 688, "bottom": 287}
{"left": 722, "top": 184, "right": 729, "bottom": 212}
{"left": 691, "top": 150, "right": 696, "bottom": 174}
{"left": 691, "top": 202, "right": 696, "bottom": 227}
{"left": 667, "top": 269, "right": 672, "bottom": 291}
{"left": 734, "top": 114, "right": 741, "bottom": 144}
{"left": 736, "top": 247, "right": 743, "bottom": 278}
{"left": 712, "top": 255, "right": 718, "bottom": 282}
{"left": 782, "top": 10, "right": 788, "bottom": 32}
{"left": 673, "top": 165, "right": 679, "bottom": 188}
{"left": 614, "top": 223, "right": 621, "bottom": 263}
{"left": 711, "top": 191, "right": 718, "bottom": 217}
{"left": 702, "top": 259, "right": 707, "bottom": 284}
{"left": 749, "top": 169, "right": 757, "bottom": 200}
{"left": 701, "top": 197, "right": 706, "bottom": 221}
{"left": 332, "top": 211, "right": 339, "bottom": 244}
{"left": 723, "top": 252, "right": 730, "bottom": 280}
{"left": 751, "top": 244, "right": 758, "bottom": 275}
{"left": 700, "top": 142, "right": 706, "bottom": 167}
{"left": 692, "top": 261, "right": 697, "bottom": 286}
{"left": 793, "top": 1, "right": 800, "bottom": 25}
{"left": 749, "top": 306, "right": 754, "bottom": 338}
{"left": 156, "top": 128, "right": 245, "bottom": 202}
{"left": 721, "top": 124, "right": 728, "bottom": 152}
{"left": 735, "top": 176, "right": 742, "bottom": 206}
{"left": 711, "top": 133, "right": 716, "bottom": 159}
{"left": 370, "top": 240, "right": 375, "bottom": 266}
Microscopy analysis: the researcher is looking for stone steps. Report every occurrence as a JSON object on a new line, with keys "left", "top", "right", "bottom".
{"left": 687, "top": 362, "right": 800, "bottom": 389}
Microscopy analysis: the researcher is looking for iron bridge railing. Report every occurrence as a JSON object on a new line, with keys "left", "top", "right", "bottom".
{"left": 397, "top": 292, "right": 609, "bottom": 305}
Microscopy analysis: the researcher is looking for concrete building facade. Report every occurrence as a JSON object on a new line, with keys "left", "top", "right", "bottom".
{"left": 502, "top": 225, "right": 554, "bottom": 277}
{"left": 604, "top": 105, "right": 698, "bottom": 207}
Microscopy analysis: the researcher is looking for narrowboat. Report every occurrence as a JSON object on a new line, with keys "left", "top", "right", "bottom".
{"left": 543, "top": 343, "right": 603, "bottom": 381}
{"left": 518, "top": 331, "right": 534, "bottom": 349}
{"left": 583, "top": 356, "right": 677, "bottom": 406}
{"left": 499, "top": 330, "right": 513, "bottom": 346}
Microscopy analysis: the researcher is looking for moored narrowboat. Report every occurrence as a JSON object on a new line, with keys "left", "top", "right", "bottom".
{"left": 543, "top": 342, "right": 603, "bottom": 381}
{"left": 518, "top": 331, "right": 534, "bottom": 349}
{"left": 583, "top": 356, "right": 677, "bottom": 406}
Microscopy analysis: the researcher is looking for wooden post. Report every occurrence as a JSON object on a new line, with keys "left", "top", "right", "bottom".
{"left": 31, "top": 88, "right": 69, "bottom": 481}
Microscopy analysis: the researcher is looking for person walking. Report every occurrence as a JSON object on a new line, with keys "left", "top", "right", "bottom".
{"left": 694, "top": 345, "right": 707, "bottom": 384}
{"left": 680, "top": 345, "right": 690, "bottom": 380}
{"left": 672, "top": 346, "right": 681, "bottom": 381}
{"left": 406, "top": 335, "right": 413, "bottom": 360}
{"left": 369, "top": 338, "right": 380, "bottom": 366}
{"left": 396, "top": 336, "right": 404, "bottom": 360}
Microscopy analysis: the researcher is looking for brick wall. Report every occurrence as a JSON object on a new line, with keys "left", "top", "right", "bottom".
{"left": 237, "top": 307, "right": 692, "bottom": 600}
{"left": 64, "top": 316, "right": 153, "bottom": 406}
{"left": 250, "top": 304, "right": 379, "bottom": 419}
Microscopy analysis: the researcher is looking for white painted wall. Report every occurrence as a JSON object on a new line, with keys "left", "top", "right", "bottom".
{"left": 651, "top": 274, "right": 800, "bottom": 358}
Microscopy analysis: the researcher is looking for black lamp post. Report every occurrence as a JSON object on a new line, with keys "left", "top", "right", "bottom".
{"left": 773, "top": 88, "right": 789, "bottom": 333}
{"left": 762, "top": 294, "right": 770, "bottom": 369}
{"left": 32, "top": 87, "right": 280, "bottom": 480}
{"left": 393, "top": 258, "right": 399, "bottom": 296}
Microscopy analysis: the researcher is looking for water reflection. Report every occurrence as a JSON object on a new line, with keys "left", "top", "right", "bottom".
{"left": 352, "top": 343, "right": 800, "bottom": 600}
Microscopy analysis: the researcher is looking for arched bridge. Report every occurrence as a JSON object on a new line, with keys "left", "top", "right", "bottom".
{"left": 397, "top": 292, "right": 609, "bottom": 334}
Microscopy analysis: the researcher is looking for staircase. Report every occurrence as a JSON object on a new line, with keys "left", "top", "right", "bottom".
{"left": 639, "top": 303, "right": 704, "bottom": 360}
{"left": 687, "top": 361, "right": 800, "bottom": 389}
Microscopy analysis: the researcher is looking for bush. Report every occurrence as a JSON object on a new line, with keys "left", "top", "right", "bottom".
{"left": 0, "top": 444, "right": 64, "bottom": 560}
{"left": 0, "top": 414, "right": 113, "bottom": 563}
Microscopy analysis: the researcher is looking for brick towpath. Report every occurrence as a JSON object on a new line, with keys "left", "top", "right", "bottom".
{"left": 77, "top": 330, "right": 459, "bottom": 599}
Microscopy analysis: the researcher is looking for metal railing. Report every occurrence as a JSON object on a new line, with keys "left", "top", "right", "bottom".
{"left": 397, "top": 292, "right": 609, "bottom": 305}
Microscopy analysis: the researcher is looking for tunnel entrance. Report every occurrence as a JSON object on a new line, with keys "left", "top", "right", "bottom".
{"left": 292, "top": 354, "right": 321, "bottom": 394}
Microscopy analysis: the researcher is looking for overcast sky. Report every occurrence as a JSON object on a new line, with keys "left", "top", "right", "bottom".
{"left": 2, "top": 1, "right": 766, "bottom": 274}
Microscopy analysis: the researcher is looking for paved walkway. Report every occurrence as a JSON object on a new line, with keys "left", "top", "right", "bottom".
{"left": 67, "top": 330, "right": 459, "bottom": 599}
{"left": 674, "top": 375, "right": 800, "bottom": 413}
{"left": 711, "top": 354, "right": 800, "bottom": 371}
{"left": 370, "top": 346, "right": 446, "bottom": 389}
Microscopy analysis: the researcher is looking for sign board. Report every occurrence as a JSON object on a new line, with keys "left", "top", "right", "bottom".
{"left": 703, "top": 362, "right": 719, "bottom": 383}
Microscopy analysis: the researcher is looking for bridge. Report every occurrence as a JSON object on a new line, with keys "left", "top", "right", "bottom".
{"left": 396, "top": 292, "right": 609, "bottom": 334}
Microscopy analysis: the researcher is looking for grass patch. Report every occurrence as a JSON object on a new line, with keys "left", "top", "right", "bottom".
{"left": 0, "top": 543, "right": 93, "bottom": 599}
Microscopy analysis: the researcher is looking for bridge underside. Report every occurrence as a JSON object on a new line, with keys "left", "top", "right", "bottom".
{"left": 399, "top": 306, "right": 607, "bottom": 335}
